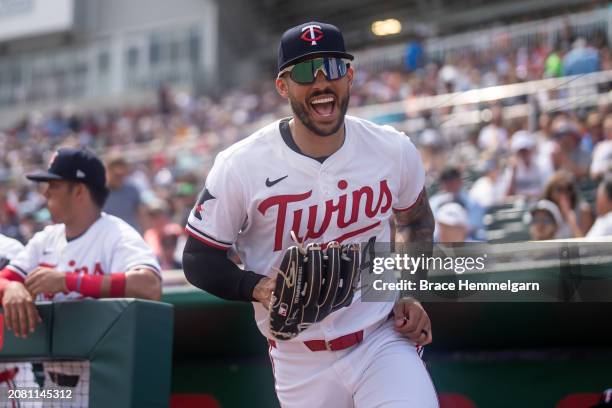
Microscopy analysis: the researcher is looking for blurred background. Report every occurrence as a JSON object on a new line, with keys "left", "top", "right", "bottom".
{"left": 0, "top": 1, "right": 611, "bottom": 406}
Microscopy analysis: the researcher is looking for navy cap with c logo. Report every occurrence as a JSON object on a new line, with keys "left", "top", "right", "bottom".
{"left": 26, "top": 147, "right": 108, "bottom": 194}
{"left": 278, "top": 21, "right": 354, "bottom": 72}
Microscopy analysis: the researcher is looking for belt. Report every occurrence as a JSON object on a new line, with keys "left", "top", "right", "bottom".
{"left": 268, "top": 330, "right": 364, "bottom": 352}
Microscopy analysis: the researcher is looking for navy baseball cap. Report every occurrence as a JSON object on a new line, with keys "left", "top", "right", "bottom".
{"left": 278, "top": 21, "right": 354, "bottom": 72}
{"left": 26, "top": 147, "right": 108, "bottom": 193}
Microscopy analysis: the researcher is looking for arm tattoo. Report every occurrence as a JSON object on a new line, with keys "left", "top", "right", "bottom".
{"left": 393, "top": 188, "right": 434, "bottom": 281}
{"left": 394, "top": 188, "right": 434, "bottom": 244}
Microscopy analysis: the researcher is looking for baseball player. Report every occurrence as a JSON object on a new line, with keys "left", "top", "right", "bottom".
{"left": 183, "top": 22, "right": 438, "bottom": 407}
{"left": 0, "top": 148, "right": 162, "bottom": 407}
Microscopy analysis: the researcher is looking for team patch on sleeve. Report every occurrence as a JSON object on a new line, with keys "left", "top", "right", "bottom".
{"left": 186, "top": 184, "right": 237, "bottom": 250}
{"left": 191, "top": 187, "right": 216, "bottom": 221}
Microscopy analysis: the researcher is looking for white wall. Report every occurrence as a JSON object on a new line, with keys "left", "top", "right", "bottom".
{"left": 0, "top": 0, "right": 74, "bottom": 43}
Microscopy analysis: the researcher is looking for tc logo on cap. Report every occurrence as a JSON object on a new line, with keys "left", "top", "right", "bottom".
{"left": 49, "top": 151, "right": 58, "bottom": 167}
{"left": 301, "top": 25, "right": 323, "bottom": 46}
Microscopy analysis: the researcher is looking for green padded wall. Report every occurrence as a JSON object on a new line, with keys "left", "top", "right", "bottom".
{"left": 0, "top": 299, "right": 174, "bottom": 408}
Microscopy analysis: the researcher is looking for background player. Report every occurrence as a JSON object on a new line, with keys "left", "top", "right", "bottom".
{"left": 0, "top": 148, "right": 162, "bottom": 407}
{"left": 183, "top": 21, "right": 437, "bottom": 407}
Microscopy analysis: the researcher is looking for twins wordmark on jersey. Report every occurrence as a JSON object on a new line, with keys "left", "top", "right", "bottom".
{"left": 7, "top": 213, "right": 161, "bottom": 301}
{"left": 257, "top": 178, "right": 393, "bottom": 251}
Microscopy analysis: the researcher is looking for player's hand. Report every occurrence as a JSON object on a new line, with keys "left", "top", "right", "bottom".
{"left": 24, "top": 267, "right": 68, "bottom": 297}
{"left": 2, "top": 281, "right": 41, "bottom": 338}
{"left": 253, "top": 277, "right": 276, "bottom": 310}
{"left": 392, "top": 298, "right": 432, "bottom": 346}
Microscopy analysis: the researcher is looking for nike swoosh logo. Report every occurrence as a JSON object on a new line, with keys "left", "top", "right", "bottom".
{"left": 266, "top": 175, "right": 288, "bottom": 187}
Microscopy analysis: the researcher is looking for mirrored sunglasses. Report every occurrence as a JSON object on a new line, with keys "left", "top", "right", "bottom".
{"left": 278, "top": 57, "right": 349, "bottom": 84}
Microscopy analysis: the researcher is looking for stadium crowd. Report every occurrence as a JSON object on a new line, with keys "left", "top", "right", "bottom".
{"left": 0, "top": 20, "right": 611, "bottom": 269}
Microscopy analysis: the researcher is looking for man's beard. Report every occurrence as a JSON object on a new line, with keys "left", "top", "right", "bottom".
{"left": 290, "top": 92, "right": 350, "bottom": 137}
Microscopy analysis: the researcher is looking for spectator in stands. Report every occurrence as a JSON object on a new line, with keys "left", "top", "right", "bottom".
{"left": 586, "top": 174, "right": 612, "bottom": 238}
{"left": 405, "top": 40, "right": 424, "bottom": 72}
{"left": 549, "top": 118, "right": 591, "bottom": 180}
{"left": 419, "top": 128, "right": 447, "bottom": 180}
{"left": 103, "top": 155, "right": 143, "bottom": 232}
{"left": 430, "top": 167, "right": 484, "bottom": 239}
{"left": 542, "top": 170, "right": 593, "bottom": 238}
{"left": 478, "top": 104, "right": 508, "bottom": 153}
{"left": 468, "top": 155, "right": 505, "bottom": 208}
{"left": 528, "top": 200, "right": 562, "bottom": 241}
{"left": 435, "top": 202, "right": 469, "bottom": 243}
{"left": 454, "top": 128, "right": 481, "bottom": 168}
{"left": 159, "top": 232, "right": 182, "bottom": 270}
{"left": 158, "top": 84, "right": 176, "bottom": 116}
{"left": 171, "top": 181, "right": 199, "bottom": 226}
{"left": 503, "top": 130, "right": 544, "bottom": 199}
{"left": 562, "top": 38, "right": 600, "bottom": 76}
{"left": 590, "top": 113, "right": 612, "bottom": 179}
{"left": 534, "top": 112, "right": 557, "bottom": 180}
{"left": 580, "top": 111, "right": 604, "bottom": 153}
{"left": 543, "top": 46, "right": 564, "bottom": 78}
{"left": 143, "top": 201, "right": 182, "bottom": 268}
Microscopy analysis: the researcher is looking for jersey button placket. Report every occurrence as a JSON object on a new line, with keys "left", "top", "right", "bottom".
{"left": 319, "top": 167, "right": 336, "bottom": 244}
{"left": 319, "top": 169, "right": 331, "bottom": 197}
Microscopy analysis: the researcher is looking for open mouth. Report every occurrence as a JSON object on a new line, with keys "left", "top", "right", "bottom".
{"left": 309, "top": 95, "right": 336, "bottom": 117}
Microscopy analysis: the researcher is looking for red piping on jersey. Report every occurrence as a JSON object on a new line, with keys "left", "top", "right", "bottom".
{"left": 185, "top": 228, "right": 229, "bottom": 250}
{"left": 393, "top": 188, "right": 425, "bottom": 212}
{"left": 38, "top": 262, "right": 57, "bottom": 268}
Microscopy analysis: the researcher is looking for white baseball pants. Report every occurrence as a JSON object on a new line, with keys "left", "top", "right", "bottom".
{"left": 269, "top": 318, "right": 439, "bottom": 408}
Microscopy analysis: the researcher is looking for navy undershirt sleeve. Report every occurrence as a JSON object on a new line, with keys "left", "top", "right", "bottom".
{"left": 182, "top": 236, "right": 265, "bottom": 302}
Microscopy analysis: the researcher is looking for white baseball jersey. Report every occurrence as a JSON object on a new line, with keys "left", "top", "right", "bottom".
{"left": 0, "top": 234, "right": 24, "bottom": 260}
{"left": 186, "top": 115, "right": 425, "bottom": 341}
{"left": 6, "top": 213, "right": 161, "bottom": 301}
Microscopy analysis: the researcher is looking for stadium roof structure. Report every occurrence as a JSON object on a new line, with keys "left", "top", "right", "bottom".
{"left": 227, "top": 0, "right": 600, "bottom": 50}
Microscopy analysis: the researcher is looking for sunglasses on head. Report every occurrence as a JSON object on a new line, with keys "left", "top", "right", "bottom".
{"left": 278, "top": 57, "right": 349, "bottom": 84}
